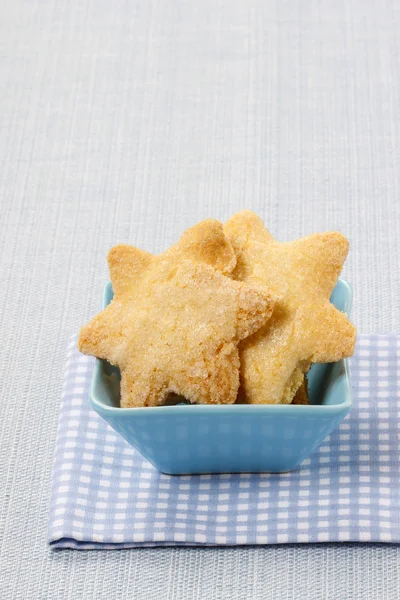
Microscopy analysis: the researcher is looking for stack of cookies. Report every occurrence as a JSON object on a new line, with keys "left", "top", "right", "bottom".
{"left": 79, "top": 211, "right": 356, "bottom": 408}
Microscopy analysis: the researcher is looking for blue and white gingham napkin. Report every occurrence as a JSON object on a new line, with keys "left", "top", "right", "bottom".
{"left": 49, "top": 334, "right": 400, "bottom": 549}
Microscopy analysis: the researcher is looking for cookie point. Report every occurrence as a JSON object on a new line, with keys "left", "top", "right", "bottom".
{"left": 174, "top": 218, "right": 236, "bottom": 273}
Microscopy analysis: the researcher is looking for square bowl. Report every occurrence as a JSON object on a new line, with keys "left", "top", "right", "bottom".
{"left": 89, "top": 279, "right": 353, "bottom": 474}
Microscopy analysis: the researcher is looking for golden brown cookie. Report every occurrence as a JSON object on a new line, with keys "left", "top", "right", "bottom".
{"left": 291, "top": 377, "right": 310, "bottom": 405}
{"left": 79, "top": 219, "right": 274, "bottom": 407}
{"left": 224, "top": 210, "right": 356, "bottom": 404}
{"left": 236, "top": 375, "right": 310, "bottom": 405}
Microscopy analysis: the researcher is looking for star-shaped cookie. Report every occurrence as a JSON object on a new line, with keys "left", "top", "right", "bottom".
{"left": 78, "top": 219, "right": 274, "bottom": 407}
{"left": 224, "top": 210, "right": 357, "bottom": 404}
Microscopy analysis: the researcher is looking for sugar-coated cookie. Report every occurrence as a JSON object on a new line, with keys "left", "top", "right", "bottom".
{"left": 79, "top": 219, "right": 274, "bottom": 407}
{"left": 224, "top": 210, "right": 356, "bottom": 404}
{"left": 291, "top": 377, "right": 310, "bottom": 405}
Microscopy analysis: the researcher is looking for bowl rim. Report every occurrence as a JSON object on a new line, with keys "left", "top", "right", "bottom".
{"left": 90, "top": 278, "right": 353, "bottom": 416}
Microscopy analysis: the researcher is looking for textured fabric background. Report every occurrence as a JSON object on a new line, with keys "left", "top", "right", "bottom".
{"left": 1, "top": 0, "right": 400, "bottom": 598}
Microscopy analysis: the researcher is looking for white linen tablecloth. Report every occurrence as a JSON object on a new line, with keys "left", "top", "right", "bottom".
{"left": 1, "top": 0, "right": 400, "bottom": 598}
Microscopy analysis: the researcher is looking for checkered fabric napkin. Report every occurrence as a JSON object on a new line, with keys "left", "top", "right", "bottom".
{"left": 48, "top": 334, "right": 400, "bottom": 549}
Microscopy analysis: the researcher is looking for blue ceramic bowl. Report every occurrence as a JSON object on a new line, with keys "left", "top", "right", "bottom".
{"left": 90, "top": 279, "right": 353, "bottom": 474}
